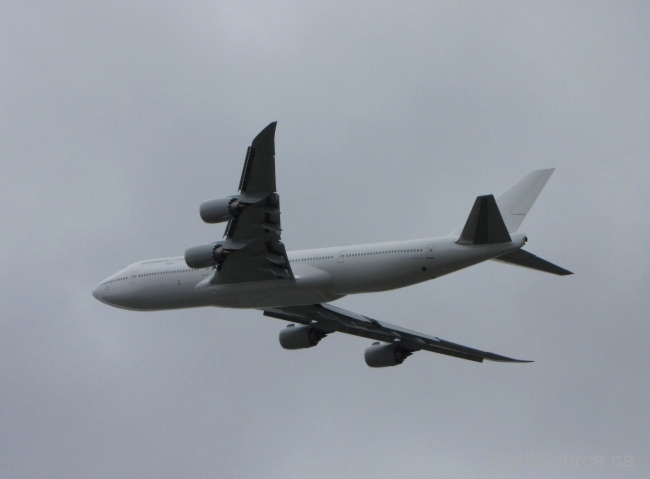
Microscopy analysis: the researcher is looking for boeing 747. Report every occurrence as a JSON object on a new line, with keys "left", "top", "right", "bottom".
{"left": 93, "top": 122, "right": 571, "bottom": 367}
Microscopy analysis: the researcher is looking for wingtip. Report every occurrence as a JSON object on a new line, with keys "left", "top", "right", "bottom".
{"left": 252, "top": 122, "right": 278, "bottom": 143}
{"left": 259, "top": 121, "right": 277, "bottom": 132}
{"left": 490, "top": 356, "right": 534, "bottom": 363}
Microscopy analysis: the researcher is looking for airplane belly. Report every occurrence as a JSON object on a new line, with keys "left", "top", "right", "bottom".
{"left": 330, "top": 256, "right": 431, "bottom": 294}
{"left": 204, "top": 264, "right": 343, "bottom": 308}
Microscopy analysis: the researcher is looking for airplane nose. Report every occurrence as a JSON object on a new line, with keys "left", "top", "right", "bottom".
{"left": 92, "top": 286, "right": 102, "bottom": 301}
{"left": 92, "top": 286, "right": 116, "bottom": 306}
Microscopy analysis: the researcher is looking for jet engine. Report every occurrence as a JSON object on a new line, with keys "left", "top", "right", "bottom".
{"left": 199, "top": 196, "right": 245, "bottom": 224}
{"left": 364, "top": 342, "right": 413, "bottom": 367}
{"left": 184, "top": 242, "right": 229, "bottom": 269}
{"left": 279, "top": 324, "right": 328, "bottom": 350}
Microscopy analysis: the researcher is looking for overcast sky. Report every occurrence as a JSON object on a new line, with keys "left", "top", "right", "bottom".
{"left": 1, "top": 1, "right": 648, "bottom": 478}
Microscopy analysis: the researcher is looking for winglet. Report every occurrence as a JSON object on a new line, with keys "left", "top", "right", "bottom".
{"left": 457, "top": 194, "right": 512, "bottom": 245}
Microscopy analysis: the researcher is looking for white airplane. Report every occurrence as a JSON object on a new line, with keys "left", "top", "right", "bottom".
{"left": 93, "top": 122, "right": 571, "bottom": 367}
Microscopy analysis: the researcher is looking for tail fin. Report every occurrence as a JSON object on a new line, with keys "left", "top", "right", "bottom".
{"left": 450, "top": 169, "right": 554, "bottom": 237}
{"left": 496, "top": 169, "right": 554, "bottom": 233}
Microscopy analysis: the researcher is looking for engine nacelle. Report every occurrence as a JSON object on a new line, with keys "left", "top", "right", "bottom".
{"left": 279, "top": 324, "right": 327, "bottom": 350}
{"left": 199, "top": 196, "right": 244, "bottom": 224}
{"left": 184, "top": 242, "right": 228, "bottom": 269}
{"left": 364, "top": 342, "right": 413, "bottom": 368}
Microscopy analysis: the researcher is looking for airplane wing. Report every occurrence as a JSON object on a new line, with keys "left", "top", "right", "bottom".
{"left": 212, "top": 122, "right": 294, "bottom": 284}
{"left": 264, "top": 303, "right": 531, "bottom": 363}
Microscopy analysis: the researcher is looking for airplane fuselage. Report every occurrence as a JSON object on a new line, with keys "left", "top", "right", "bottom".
{"left": 93, "top": 233, "right": 526, "bottom": 311}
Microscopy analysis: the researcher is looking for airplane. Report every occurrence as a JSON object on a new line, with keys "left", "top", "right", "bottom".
{"left": 93, "top": 122, "right": 572, "bottom": 367}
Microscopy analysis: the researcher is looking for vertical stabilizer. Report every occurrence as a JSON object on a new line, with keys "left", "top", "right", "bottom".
{"left": 496, "top": 169, "right": 554, "bottom": 232}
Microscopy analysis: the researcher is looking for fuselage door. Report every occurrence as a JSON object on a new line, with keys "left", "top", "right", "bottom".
{"left": 338, "top": 250, "right": 347, "bottom": 263}
{"left": 129, "top": 271, "right": 138, "bottom": 284}
{"left": 426, "top": 244, "right": 435, "bottom": 259}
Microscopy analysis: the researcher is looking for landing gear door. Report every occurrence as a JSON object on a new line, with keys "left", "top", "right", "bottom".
{"left": 426, "top": 244, "right": 435, "bottom": 259}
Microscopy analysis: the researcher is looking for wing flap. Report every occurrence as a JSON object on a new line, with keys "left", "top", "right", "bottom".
{"left": 213, "top": 239, "right": 294, "bottom": 284}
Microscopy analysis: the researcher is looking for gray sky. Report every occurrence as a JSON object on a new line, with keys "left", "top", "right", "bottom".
{"left": 1, "top": 1, "right": 648, "bottom": 478}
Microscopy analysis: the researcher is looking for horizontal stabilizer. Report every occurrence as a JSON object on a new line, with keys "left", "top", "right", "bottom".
{"left": 493, "top": 249, "right": 573, "bottom": 276}
{"left": 457, "top": 195, "right": 512, "bottom": 245}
